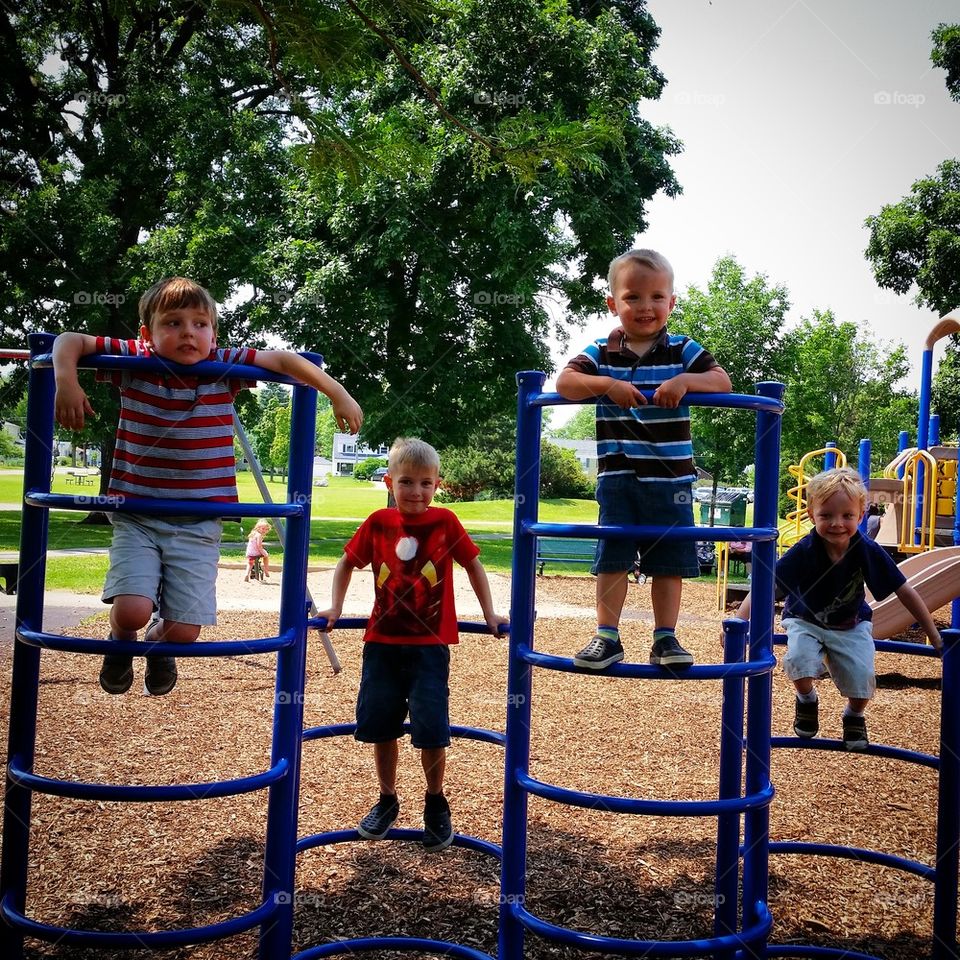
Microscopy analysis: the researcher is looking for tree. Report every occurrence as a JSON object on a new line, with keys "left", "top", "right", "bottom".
{"left": 932, "top": 23, "right": 960, "bottom": 101}
{"left": 779, "top": 311, "right": 916, "bottom": 473}
{"left": 669, "top": 257, "right": 791, "bottom": 487}
{"left": 254, "top": 0, "right": 680, "bottom": 447}
{"left": 551, "top": 406, "right": 596, "bottom": 441}
{"left": 865, "top": 25, "right": 960, "bottom": 315}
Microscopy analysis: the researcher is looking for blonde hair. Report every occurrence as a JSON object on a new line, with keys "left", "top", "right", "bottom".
{"left": 388, "top": 437, "right": 440, "bottom": 475}
{"left": 138, "top": 277, "right": 218, "bottom": 333}
{"left": 806, "top": 467, "right": 867, "bottom": 513}
{"left": 607, "top": 248, "right": 675, "bottom": 293}
{"left": 251, "top": 518, "right": 271, "bottom": 536}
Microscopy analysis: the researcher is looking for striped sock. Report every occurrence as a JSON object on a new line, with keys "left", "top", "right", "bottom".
{"left": 653, "top": 628, "right": 676, "bottom": 642}
{"left": 596, "top": 625, "right": 619, "bottom": 642}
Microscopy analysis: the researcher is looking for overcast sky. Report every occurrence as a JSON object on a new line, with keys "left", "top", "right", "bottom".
{"left": 547, "top": 0, "right": 960, "bottom": 416}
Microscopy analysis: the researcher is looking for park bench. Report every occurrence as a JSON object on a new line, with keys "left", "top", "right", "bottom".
{"left": 535, "top": 537, "right": 597, "bottom": 576}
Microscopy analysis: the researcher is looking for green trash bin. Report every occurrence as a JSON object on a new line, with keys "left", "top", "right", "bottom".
{"left": 698, "top": 492, "right": 748, "bottom": 527}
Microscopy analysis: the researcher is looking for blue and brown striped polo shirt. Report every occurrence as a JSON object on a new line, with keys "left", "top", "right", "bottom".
{"left": 564, "top": 326, "right": 718, "bottom": 482}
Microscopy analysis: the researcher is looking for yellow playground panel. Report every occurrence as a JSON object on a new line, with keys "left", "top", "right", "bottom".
{"left": 872, "top": 446, "right": 959, "bottom": 553}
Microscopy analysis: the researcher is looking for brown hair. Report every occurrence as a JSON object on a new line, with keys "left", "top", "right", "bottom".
{"left": 138, "top": 277, "right": 218, "bottom": 333}
{"left": 607, "top": 248, "right": 675, "bottom": 294}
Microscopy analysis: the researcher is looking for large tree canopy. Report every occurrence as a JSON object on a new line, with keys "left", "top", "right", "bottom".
{"left": 2, "top": 0, "right": 680, "bottom": 456}
{"left": 248, "top": 0, "right": 680, "bottom": 445}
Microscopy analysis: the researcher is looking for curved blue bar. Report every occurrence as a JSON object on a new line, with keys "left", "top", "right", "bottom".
{"left": 296, "top": 827, "right": 502, "bottom": 860}
{"left": 509, "top": 899, "right": 772, "bottom": 956}
{"left": 0, "top": 890, "right": 277, "bottom": 948}
{"left": 24, "top": 492, "right": 303, "bottom": 518}
{"left": 306, "top": 615, "right": 510, "bottom": 636}
{"left": 293, "top": 936, "right": 495, "bottom": 960}
{"left": 516, "top": 771, "right": 775, "bottom": 817}
{"left": 767, "top": 945, "right": 884, "bottom": 959}
{"left": 523, "top": 521, "right": 779, "bottom": 543}
{"left": 7, "top": 755, "right": 288, "bottom": 802}
{"left": 770, "top": 737, "right": 939, "bottom": 770}
{"left": 32, "top": 351, "right": 323, "bottom": 388}
{"left": 771, "top": 632, "right": 941, "bottom": 658}
{"left": 530, "top": 390, "right": 784, "bottom": 415}
{"left": 768, "top": 841, "right": 934, "bottom": 880}
{"left": 17, "top": 628, "right": 295, "bottom": 658}
{"left": 520, "top": 645, "right": 776, "bottom": 680}
{"left": 302, "top": 722, "right": 506, "bottom": 748}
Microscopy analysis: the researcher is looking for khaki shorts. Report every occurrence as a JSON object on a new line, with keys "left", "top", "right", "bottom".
{"left": 102, "top": 513, "right": 223, "bottom": 626}
{"left": 782, "top": 618, "right": 876, "bottom": 700}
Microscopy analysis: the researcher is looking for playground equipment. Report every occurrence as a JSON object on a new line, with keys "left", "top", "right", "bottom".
{"left": 2, "top": 343, "right": 959, "bottom": 958}
{"left": 870, "top": 546, "right": 960, "bottom": 640}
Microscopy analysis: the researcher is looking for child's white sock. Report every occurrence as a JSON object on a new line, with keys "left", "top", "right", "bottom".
{"left": 843, "top": 704, "right": 865, "bottom": 718}
{"left": 796, "top": 689, "right": 818, "bottom": 704}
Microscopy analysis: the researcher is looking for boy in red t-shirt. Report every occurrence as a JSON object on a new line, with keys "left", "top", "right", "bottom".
{"left": 319, "top": 437, "right": 506, "bottom": 851}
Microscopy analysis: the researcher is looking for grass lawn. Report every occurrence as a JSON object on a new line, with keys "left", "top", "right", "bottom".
{"left": 3, "top": 471, "right": 735, "bottom": 591}
{"left": 0, "top": 471, "right": 595, "bottom": 588}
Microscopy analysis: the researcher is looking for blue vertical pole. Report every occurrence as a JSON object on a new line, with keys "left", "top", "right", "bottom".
{"left": 1, "top": 334, "right": 56, "bottom": 960}
{"left": 714, "top": 618, "right": 746, "bottom": 949}
{"left": 258, "top": 380, "right": 316, "bottom": 960}
{"left": 916, "top": 349, "right": 933, "bottom": 547}
{"left": 824, "top": 441, "right": 837, "bottom": 472}
{"left": 741, "top": 382, "right": 784, "bottom": 958}
{"left": 933, "top": 628, "right": 960, "bottom": 959}
{"left": 953, "top": 492, "right": 960, "bottom": 630}
{"left": 930, "top": 414, "right": 941, "bottom": 447}
{"left": 858, "top": 439, "right": 872, "bottom": 535}
{"left": 498, "top": 371, "right": 544, "bottom": 960}
{"left": 897, "top": 431, "right": 910, "bottom": 479}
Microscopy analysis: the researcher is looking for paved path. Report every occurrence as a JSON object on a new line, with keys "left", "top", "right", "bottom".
{"left": 0, "top": 564, "right": 594, "bottom": 646}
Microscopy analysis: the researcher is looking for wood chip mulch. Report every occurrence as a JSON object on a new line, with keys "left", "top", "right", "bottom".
{"left": 0, "top": 578, "right": 953, "bottom": 959}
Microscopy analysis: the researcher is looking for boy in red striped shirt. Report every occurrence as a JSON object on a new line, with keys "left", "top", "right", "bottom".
{"left": 53, "top": 277, "right": 362, "bottom": 696}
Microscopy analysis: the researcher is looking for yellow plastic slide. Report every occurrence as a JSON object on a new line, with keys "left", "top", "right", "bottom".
{"left": 869, "top": 546, "right": 960, "bottom": 640}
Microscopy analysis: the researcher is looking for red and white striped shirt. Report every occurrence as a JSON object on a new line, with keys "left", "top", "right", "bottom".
{"left": 95, "top": 337, "right": 257, "bottom": 502}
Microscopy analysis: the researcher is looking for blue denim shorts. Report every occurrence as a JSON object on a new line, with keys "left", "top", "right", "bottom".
{"left": 592, "top": 475, "right": 699, "bottom": 577}
{"left": 355, "top": 643, "right": 451, "bottom": 749}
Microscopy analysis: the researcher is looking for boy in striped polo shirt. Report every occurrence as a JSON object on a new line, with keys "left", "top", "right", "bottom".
{"left": 53, "top": 277, "right": 362, "bottom": 696}
{"left": 556, "top": 250, "right": 731, "bottom": 670}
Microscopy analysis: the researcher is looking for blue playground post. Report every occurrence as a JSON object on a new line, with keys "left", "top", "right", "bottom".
{"left": 824, "top": 441, "right": 838, "bottom": 472}
{"left": 897, "top": 430, "right": 910, "bottom": 479}
{"left": 930, "top": 414, "right": 941, "bottom": 447}
{"left": 858, "top": 438, "right": 871, "bottom": 535}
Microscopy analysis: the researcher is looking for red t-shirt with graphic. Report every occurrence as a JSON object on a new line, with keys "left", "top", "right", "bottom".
{"left": 344, "top": 507, "right": 481, "bottom": 645}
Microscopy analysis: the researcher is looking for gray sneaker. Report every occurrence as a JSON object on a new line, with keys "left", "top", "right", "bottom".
{"left": 99, "top": 647, "right": 133, "bottom": 694}
{"left": 842, "top": 713, "right": 868, "bottom": 752}
{"left": 649, "top": 634, "right": 694, "bottom": 667}
{"left": 422, "top": 792, "right": 453, "bottom": 852}
{"left": 573, "top": 634, "right": 625, "bottom": 670}
{"left": 357, "top": 794, "right": 400, "bottom": 840}
{"left": 793, "top": 697, "right": 819, "bottom": 738}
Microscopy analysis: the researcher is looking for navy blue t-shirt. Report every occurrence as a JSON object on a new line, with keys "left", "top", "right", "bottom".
{"left": 776, "top": 530, "right": 905, "bottom": 630}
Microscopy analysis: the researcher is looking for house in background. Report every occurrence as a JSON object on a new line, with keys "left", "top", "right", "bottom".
{"left": 332, "top": 433, "right": 389, "bottom": 476}
{"left": 550, "top": 438, "right": 598, "bottom": 479}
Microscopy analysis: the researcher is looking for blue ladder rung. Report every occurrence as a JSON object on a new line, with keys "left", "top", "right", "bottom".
{"left": 7, "top": 754, "right": 288, "bottom": 802}
{"left": 17, "top": 628, "right": 296, "bottom": 657}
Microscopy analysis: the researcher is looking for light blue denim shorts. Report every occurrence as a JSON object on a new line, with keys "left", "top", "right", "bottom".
{"left": 782, "top": 618, "right": 876, "bottom": 700}
{"left": 102, "top": 513, "right": 223, "bottom": 625}
{"left": 592, "top": 475, "right": 699, "bottom": 577}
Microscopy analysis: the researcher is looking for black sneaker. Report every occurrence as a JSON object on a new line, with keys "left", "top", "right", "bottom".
{"left": 422, "top": 791, "right": 453, "bottom": 852}
{"left": 842, "top": 713, "right": 869, "bottom": 752}
{"left": 99, "top": 649, "right": 133, "bottom": 694}
{"left": 649, "top": 634, "right": 694, "bottom": 667}
{"left": 573, "top": 634, "right": 625, "bottom": 670}
{"left": 145, "top": 657, "right": 178, "bottom": 696}
{"left": 793, "top": 697, "right": 819, "bottom": 738}
{"left": 357, "top": 794, "right": 399, "bottom": 840}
